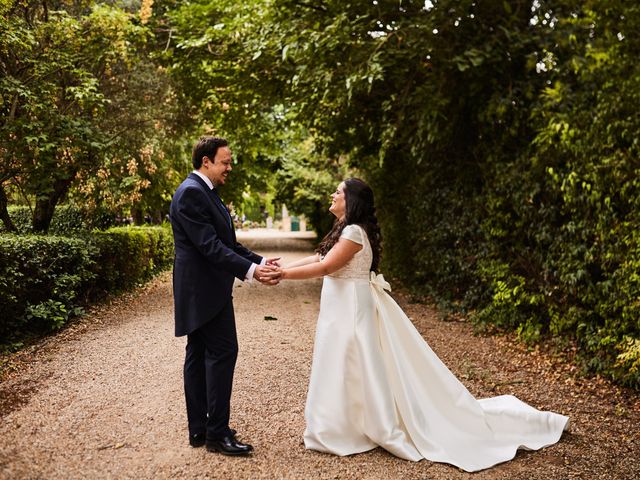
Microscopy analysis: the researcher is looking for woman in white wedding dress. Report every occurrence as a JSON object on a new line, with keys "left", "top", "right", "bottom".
{"left": 266, "top": 178, "right": 569, "bottom": 472}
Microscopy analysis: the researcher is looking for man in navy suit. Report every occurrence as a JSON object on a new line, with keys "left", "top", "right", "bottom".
{"left": 170, "top": 136, "right": 280, "bottom": 455}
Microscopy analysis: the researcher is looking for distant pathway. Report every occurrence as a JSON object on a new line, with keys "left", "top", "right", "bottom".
{"left": 0, "top": 230, "right": 638, "bottom": 479}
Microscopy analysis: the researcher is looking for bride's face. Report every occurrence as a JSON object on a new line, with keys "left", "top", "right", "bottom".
{"left": 329, "top": 182, "right": 346, "bottom": 219}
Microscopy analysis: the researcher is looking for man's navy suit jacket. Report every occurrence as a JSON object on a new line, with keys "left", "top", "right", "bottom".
{"left": 169, "top": 173, "right": 262, "bottom": 337}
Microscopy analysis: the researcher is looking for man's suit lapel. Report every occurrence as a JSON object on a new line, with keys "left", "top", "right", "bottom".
{"left": 209, "top": 188, "right": 234, "bottom": 230}
{"left": 188, "top": 173, "right": 234, "bottom": 236}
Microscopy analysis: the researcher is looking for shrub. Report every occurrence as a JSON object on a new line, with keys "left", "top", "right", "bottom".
{"left": 2, "top": 206, "right": 32, "bottom": 234}
{"left": 365, "top": 4, "right": 640, "bottom": 389}
{"left": 0, "top": 225, "right": 173, "bottom": 346}
{"left": 1, "top": 205, "right": 116, "bottom": 235}
{"left": 0, "top": 235, "right": 97, "bottom": 341}
{"left": 90, "top": 225, "right": 174, "bottom": 292}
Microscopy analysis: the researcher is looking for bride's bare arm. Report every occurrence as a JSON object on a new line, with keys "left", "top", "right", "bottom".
{"left": 278, "top": 239, "right": 362, "bottom": 280}
{"left": 283, "top": 253, "right": 321, "bottom": 269}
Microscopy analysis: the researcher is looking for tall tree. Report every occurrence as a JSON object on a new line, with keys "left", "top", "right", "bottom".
{"left": 0, "top": 0, "right": 180, "bottom": 232}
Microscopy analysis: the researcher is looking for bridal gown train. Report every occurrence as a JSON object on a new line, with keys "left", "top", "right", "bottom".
{"left": 303, "top": 225, "right": 569, "bottom": 472}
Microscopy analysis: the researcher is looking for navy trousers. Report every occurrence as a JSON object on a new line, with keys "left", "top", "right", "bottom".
{"left": 183, "top": 300, "right": 238, "bottom": 440}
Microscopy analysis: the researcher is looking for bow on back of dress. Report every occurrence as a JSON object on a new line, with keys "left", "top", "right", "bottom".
{"left": 370, "top": 272, "right": 391, "bottom": 292}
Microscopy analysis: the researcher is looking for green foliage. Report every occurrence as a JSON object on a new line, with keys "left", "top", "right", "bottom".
{"left": 274, "top": 135, "right": 350, "bottom": 237}
{"left": 0, "top": 226, "right": 173, "bottom": 345}
{"left": 169, "top": 0, "right": 640, "bottom": 387}
{"left": 0, "top": 234, "right": 97, "bottom": 341}
{"left": 0, "top": 0, "right": 184, "bottom": 232}
{"left": 160, "top": 0, "right": 283, "bottom": 208}
{"left": 1, "top": 205, "right": 115, "bottom": 234}
{"left": 91, "top": 225, "right": 174, "bottom": 291}
{"left": 1, "top": 206, "right": 31, "bottom": 234}
{"left": 469, "top": 3, "right": 640, "bottom": 387}
{"left": 162, "top": 0, "right": 347, "bottom": 227}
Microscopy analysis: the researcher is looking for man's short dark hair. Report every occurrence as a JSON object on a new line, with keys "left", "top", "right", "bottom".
{"left": 192, "top": 136, "right": 228, "bottom": 169}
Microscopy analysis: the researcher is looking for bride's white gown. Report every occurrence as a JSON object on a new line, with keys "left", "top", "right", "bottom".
{"left": 303, "top": 225, "right": 569, "bottom": 472}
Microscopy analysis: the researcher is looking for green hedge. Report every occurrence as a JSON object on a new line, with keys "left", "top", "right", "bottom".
{"left": 0, "top": 235, "right": 97, "bottom": 340}
{"left": 376, "top": 156, "right": 640, "bottom": 389}
{"left": 0, "top": 225, "right": 173, "bottom": 346}
{"left": 370, "top": 44, "right": 640, "bottom": 389}
{"left": 90, "top": 226, "right": 174, "bottom": 291}
{"left": 351, "top": 4, "right": 640, "bottom": 389}
{"left": 1, "top": 205, "right": 115, "bottom": 234}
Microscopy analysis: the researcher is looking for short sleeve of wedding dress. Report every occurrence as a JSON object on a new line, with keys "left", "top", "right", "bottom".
{"left": 340, "top": 224, "right": 364, "bottom": 245}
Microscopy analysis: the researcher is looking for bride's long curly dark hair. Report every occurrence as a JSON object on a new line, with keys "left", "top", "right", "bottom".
{"left": 316, "top": 178, "right": 382, "bottom": 272}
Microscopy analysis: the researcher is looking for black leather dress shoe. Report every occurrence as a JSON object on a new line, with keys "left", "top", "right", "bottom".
{"left": 190, "top": 429, "right": 236, "bottom": 448}
{"left": 189, "top": 433, "right": 206, "bottom": 448}
{"left": 206, "top": 436, "right": 253, "bottom": 456}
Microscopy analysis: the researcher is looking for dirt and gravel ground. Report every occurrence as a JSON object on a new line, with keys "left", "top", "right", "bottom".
{"left": 0, "top": 232, "right": 638, "bottom": 479}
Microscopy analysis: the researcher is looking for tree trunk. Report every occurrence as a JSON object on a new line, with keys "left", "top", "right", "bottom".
{"left": 32, "top": 174, "right": 76, "bottom": 233}
{"left": 0, "top": 183, "right": 17, "bottom": 232}
{"left": 131, "top": 207, "right": 143, "bottom": 225}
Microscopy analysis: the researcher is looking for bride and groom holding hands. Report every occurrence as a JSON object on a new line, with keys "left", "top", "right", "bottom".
{"left": 169, "top": 136, "right": 569, "bottom": 472}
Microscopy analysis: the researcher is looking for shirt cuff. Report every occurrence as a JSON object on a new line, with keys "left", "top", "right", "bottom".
{"left": 245, "top": 262, "right": 258, "bottom": 282}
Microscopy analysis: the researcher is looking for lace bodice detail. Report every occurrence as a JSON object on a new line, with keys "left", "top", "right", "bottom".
{"left": 326, "top": 224, "right": 372, "bottom": 280}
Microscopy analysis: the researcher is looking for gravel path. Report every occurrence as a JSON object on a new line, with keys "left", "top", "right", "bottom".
{"left": 0, "top": 233, "right": 638, "bottom": 479}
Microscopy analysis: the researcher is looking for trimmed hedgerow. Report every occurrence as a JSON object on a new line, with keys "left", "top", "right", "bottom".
{"left": 0, "top": 235, "right": 97, "bottom": 341}
{"left": 89, "top": 226, "right": 174, "bottom": 292}
{"left": 1, "top": 205, "right": 115, "bottom": 235}
{"left": 0, "top": 225, "right": 173, "bottom": 346}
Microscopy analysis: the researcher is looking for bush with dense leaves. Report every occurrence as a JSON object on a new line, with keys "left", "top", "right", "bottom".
{"left": 367, "top": 5, "right": 640, "bottom": 387}
{"left": 0, "top": 235, "right": 97, "bottom": 342}
{"left": 1, "top": 205, "right": 115, "bottom": 235}
{"left": 90, "top": 226, "right": 174, "bottom": 292}
{"left": 0, "top": 226, "right": 173, "bottom": 346}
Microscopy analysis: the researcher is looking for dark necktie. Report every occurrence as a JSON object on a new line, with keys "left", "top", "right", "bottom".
{"left": 210, "top": 188, "right": 233, "bottom": 229}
